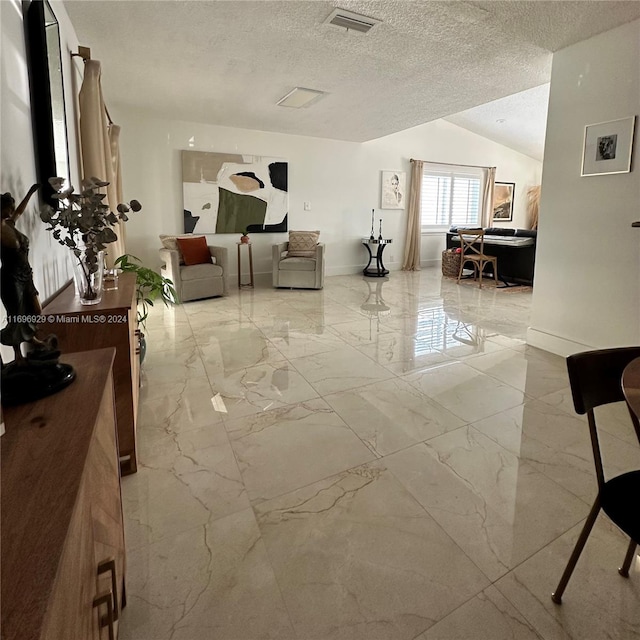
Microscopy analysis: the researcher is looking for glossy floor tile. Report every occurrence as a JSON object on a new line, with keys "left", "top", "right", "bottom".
{"left": 417, "top": 586, "right": 543, "bottom": 639}
{"left": 384, "top": 429, "right": 589, "bottom": 580}
{"left": 121, "top": 270, "right": 640, "bottom": 640}
{"left": 254, "top": 462, "right": 490, "bottom": 640}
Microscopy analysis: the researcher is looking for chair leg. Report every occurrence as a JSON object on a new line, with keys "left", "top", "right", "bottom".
{"left": 618, "top": 539, "right": 637, "bottom": 577}
{"left": 457, "top": 259, "right": 465, "bottom": 284}
{"left": 552, "top": 498, "right": 601, "bottom": 604}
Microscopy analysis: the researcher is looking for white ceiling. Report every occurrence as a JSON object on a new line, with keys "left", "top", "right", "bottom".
{"left": 445, "top": 83, "right": 550, "bottom": 161}
{"left": 63, "top": 1, "right": 640, "bottom": 148}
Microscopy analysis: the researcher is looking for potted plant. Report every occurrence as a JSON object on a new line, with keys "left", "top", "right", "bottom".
{"left": 113, "top": 254, "right": 177, "bottom": 362}
{"left": 41, "top": 177, "right": 141, "bottom": 305}
{"left": 240, "top": 228, "right": 250, "bottom": 244}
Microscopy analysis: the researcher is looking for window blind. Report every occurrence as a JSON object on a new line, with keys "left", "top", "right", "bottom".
{"left": 420, "top": 166, "right": 483, "bottom": 229}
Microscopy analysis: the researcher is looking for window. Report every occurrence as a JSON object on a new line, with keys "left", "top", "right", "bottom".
{"left": 420, "top": 165, "right": 484, "bottom": 230}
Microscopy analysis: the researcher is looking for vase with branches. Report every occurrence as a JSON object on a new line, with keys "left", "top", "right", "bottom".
{"left": 40, "top": 176, "right": 141, "bottom": 304}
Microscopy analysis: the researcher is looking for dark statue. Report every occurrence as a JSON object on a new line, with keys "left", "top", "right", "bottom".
{"left": 1, "top": 185, "right": 75, "bottom": 405}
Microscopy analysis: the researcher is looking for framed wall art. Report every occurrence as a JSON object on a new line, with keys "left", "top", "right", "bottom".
{"left": 581, "top": 116, "right": 636, "bottom": 177}
{"left": 492, "top": 182, "right": 515, "bottom": 222}
{"left": 181, "top": 150, "right": 288, "bottom": 234}
{"left": 380, "top": 170, "right": 406, "bottom": 209}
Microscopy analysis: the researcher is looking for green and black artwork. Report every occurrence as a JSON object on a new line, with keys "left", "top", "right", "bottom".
{"left": 181, "top": 151, "right": 288, "bottom": 235}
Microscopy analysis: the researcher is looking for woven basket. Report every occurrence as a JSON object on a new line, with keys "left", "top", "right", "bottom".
{"left": 441, "top": 250, "right": 461, "bottom": 278}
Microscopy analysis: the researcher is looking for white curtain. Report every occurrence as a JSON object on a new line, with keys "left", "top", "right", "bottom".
{"left": 109, "top": 123, "right": 125, "bottom": 249}
{"left": 401, "top": 160, "right": 423, "bottom": 271}
{"left": 78, "top": 60, "right": 125, "bottom": 266}
{"left": 481, "top": 167, "right": 496, "bottom": 228}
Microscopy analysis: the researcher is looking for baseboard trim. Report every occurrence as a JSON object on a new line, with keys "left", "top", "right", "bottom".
{"left": 231, "top": 261, "right": 435, "bottom": 284}
{"left": 325, "top": 265, "right": 369, "bottom": 277}
{"left": 526, "top": 327, "right": 593, "bottom": 357}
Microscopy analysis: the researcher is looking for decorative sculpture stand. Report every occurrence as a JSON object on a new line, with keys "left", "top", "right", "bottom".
{"left": 1, "top": 186, "right": 75, "bottom": 406}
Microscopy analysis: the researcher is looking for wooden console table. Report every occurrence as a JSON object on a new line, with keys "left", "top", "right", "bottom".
{"left": 1, "top": 349, "right": 126, "bottom": 640}
{"left": 42, "top": 272, "right": 140, "bottom": 474}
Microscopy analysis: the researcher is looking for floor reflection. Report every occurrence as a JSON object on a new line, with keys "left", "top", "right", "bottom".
{"left": 360, "top": 276, "right": 391, "bottom": 339}
{"left": 121, "top": 269, "right": 638, "bottom": 640}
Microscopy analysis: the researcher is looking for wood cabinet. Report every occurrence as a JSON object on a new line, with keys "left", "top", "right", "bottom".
{"left": 1, "top": 349, "right": 127, "bottom": 640}
{"left": 42, "top": 272, "right": 140, "bottom": 474}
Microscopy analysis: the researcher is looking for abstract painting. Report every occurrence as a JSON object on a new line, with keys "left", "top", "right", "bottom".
{"left": 182, "top": 151, "right": 288, "bottom": 234}
{"left": 492, "top": 182, "right": 515, "bottom": 221}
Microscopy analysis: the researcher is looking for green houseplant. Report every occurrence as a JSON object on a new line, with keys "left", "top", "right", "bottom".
{"left": 114, "top": 254, "right": 176, "bottom": 362}
{"left": 114, "top": 254, "right": 176, "bottom": 329}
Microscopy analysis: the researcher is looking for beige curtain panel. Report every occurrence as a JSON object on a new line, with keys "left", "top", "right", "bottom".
{"left": 109, "top": 122, "right": 124, "bottom": 224}
{"left": 481, "top": 167, "right": 496, "bottom": 228}
{"left": 527, "top": 185, "right": 541, "bottom": 230}
{"left": 402, "top": 159, "right": 423, "bottom": 271}
{"left": 79, "top": 60, "right": 125, "bottom": 265}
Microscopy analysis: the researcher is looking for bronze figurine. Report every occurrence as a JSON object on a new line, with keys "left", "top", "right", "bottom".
{"left": 1, "top": 185, "right": 74, "bottom": 405}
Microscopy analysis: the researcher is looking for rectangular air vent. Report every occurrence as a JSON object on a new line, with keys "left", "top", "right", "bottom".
{"left": 324, "top": 8, "right": 380, "bottom": 33}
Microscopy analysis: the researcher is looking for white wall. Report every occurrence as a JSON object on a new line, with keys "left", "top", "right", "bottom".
{"left": 0, "top": 0, "right": 80, "bottom": 301}
{"left": 115, "top": 110, "right": 541, "bottom": 279}
{"left": 1, "top": 0, "right": 81, "bottom": 362}
{"left": 528, "top": 19, "right": 640, "bottom": 355}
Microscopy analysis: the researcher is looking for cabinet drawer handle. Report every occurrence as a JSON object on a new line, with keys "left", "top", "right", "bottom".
{"left": 93, "top": 590, "right": 115, "bottom": 640}
{"left": 97, "top": 558, "right": 119, "bottom": 621}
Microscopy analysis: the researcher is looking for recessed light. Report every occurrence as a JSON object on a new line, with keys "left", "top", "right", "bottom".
{"left": 496, "top": 118, "right": 506, "bottom": 124}
{"left": 277, "top": 87, "right": 326, "bottom": 109}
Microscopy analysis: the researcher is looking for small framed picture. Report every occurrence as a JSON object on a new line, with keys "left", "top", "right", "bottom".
{"left": 581, "top": 116, "right": 636, "bottom": 176}
{"left": 380, "top": 170, "right": 406, "bottom": 209}
{"left": 492, "top": 182, "right": 515, "bottom": 222}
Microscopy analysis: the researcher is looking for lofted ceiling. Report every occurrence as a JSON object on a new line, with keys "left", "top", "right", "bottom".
{"left": 445, "top": 83, "right": 550, "bottom": 161}
{"left": 63, "top": 1, "right": 640, "bottom": 148}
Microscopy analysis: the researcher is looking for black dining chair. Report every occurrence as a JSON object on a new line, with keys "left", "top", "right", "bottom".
{"left": 552, "top": 346, "right": 640, "bottom": 604}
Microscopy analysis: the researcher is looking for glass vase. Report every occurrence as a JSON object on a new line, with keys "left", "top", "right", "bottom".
{"left": 71, "top": 249, "right": 104, "bottom": 305}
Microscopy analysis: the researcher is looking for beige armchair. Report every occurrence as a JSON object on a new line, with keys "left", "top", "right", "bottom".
{"left": 159, "top": 240, "right": 228, "bottom": 303}
{"left": 272, "top": 242, "right": 324, "bottom": 289}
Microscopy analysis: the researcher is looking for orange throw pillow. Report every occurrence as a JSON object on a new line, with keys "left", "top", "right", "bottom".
{"left": 176, "top": 236, "right": 212, "bottom": 265}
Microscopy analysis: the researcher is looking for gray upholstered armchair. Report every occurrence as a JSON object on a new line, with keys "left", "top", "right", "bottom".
{"left": 272, "top": 242, "right": 325, "bottom": 289}
{"left": 159, "top": 238, "right": 228, "bottom": 303}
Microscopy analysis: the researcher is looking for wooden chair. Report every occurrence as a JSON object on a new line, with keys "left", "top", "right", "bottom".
{"left": 456, "top": 228, "right": 498, "bottom": 289}
{"left": 551, "top": 346, "right": 640, "bottom": 604}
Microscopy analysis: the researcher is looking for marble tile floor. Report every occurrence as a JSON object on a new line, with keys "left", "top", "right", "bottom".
{"left": 120, "top": 269, "right": 640, "bottom": 640}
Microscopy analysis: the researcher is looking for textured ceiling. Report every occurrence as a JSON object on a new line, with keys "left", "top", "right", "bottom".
{"left": 445, "top": 83, "right": 550, "bottom": 161}
{"left": 63, "top": 1, "right": 640, "bottom": 143}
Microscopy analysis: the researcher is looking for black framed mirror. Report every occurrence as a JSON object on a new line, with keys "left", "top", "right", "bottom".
{"left": 23, "top": 0, "right": 70, "bottom": 206}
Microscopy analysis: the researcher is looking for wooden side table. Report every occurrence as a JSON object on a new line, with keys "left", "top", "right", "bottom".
{"left": 237, "top": 242, "right": 254, "bottom": 289}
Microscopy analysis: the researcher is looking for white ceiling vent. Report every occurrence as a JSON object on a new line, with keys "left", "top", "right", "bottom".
{"left": 324, "top": 8, "right": 380, "bottom": 33}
